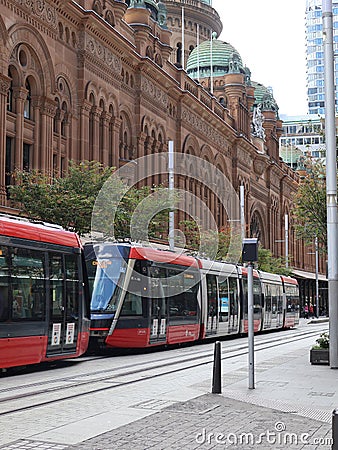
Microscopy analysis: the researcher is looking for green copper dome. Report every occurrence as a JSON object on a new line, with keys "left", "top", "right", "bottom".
{"left": 187, "top": 36, "right": 245, "bottom": 79}
{"left": 252, "top": 81, "right": 279, "bottom": 113}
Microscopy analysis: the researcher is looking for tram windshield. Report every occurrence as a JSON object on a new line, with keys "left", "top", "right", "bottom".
{"left": 90, "top": 256, "right": 126, "bottom": 313}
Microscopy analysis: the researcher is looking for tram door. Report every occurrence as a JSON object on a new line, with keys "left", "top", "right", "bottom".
{"left": 205, "top": 275, "right": 218, "bottom": 336}
{"left": 47, "top": 252, "right": 80, "bottom": 355}
{"left": 217, "top": 276, "right": 240, "bottom": 335}
{"left": 149, "top": 266, "right": 167, "bottom": 344}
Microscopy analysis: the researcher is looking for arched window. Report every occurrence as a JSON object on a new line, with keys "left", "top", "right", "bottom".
{"left": 24, "top": 79, "right": 32, "bottom": 119}
{"left": 61, "top": 101, "right": 67, "bottom": 137}
{"left": 7, "top": 68, "right": 13, "bottom": 112}
{"left": 89, "top": 93, "right": 95, "bottom": 159}
{"left": 54, "top": 97, "right": 60, "bottom": 133}
{"left": 176, "top": 43, "right": 182, "bottom": 66}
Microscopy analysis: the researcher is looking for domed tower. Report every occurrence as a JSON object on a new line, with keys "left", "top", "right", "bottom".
{"left": 161, "top": 0, "right": 222, "bottom": 68}
{"left": 186, "top": 34, "right": 280, "bottom": 149}
{"left": 187, "top": 36, "right": 246, "bottom": 80}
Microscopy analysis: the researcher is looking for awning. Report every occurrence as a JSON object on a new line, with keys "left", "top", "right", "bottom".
{"left": 292, "top": 269, "right": 327, "bottom": 282}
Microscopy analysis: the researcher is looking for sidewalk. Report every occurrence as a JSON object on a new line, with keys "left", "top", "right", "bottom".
{"left": 67, "top": 337, "right": 338, "bottom": 450}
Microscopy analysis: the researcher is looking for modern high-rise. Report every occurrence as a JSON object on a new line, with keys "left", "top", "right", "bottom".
{"left": 306, "top": 0, "right": 338, "bottom": 114}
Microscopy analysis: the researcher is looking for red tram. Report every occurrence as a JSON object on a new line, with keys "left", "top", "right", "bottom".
{"left": 85, "top": 242, "right": 300, "bottom": 349}
{"left": 0, "top": 215, "right": 90, "bottom": 369}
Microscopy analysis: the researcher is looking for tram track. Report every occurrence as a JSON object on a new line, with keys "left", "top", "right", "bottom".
{"left": 0, "top": 325, "right": 327, "bottom": 417}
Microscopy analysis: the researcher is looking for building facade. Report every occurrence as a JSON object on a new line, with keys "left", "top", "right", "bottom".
{"left": 306, "top": 0, "right": 338, "bottom": 114}
{"left": 0, "top": 0, "right": 326, "bottom": 296}
{"left": 279, "top": 114, "right": 325, "bottom": 169}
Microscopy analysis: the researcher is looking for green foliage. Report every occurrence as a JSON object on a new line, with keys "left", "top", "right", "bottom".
{"left": 9, "top": 163, "right": 179, "bottom": 240}
{"left": 9, "top": 161, "right": 115, "bottom": 236}
{"left": 312, "top": 332, "right": 329, "bottom": 349}
{"left": 292, "top": 161, "right": 327, "bottom": 250}
{"left": 257, "top": 246, "right": 292, "bottom": 276}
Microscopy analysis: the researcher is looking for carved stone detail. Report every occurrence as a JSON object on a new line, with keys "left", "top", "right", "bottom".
{"left": 253, "top": 155, "right": 268, "bottom": 176}
{"left": 85, "top": 36, "right": 122, "bottom": 74}
{"left": 181, "top": 107, "right": 228, "bottom": 149}
{"left": 0, "top": 75, "right": 11, "bottom": 95}
{"left": 141, "top": 78, "right": 168, "bottom": 109}
{"left": 13, "top": 0, "right": 57, "bottom": 29}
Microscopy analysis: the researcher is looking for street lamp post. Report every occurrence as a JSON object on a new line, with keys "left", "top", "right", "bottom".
{"left": 315, "top": 236, "right": 319, "bottom": 318}
{"left": 323, "top": 0, "right": 338, "bottom": 368}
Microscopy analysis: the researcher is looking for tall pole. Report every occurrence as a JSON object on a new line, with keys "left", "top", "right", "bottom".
{"left": 323, "top": 0, "right": 338, "bottom": 368}
{"left": 315, "top": 236, "right": 319, "bottom": 318}
{"left": 168, "top": 140, "right": 175, "bottom": 251}
{"left": 181, "top": 7, "right": 185, "bottom": 70}
{"left": 240, "top": 185, "right": 245, "bottom": 242}
{"left": 285, "top": 214, "right": 289, "bottom": 268}
{"left": 210, "top": 31, "right": 213, "bottom": 95}
{"left": 197, "top": 23, "right": 200, "bottom": 81}
{"left": 247, "top": 263, "right": 255, "bottom": 389}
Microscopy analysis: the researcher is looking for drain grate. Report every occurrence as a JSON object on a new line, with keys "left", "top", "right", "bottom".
{"left": 308, "top": 391, "right": 335, "bottom": 397}
{"left": 132, "top": 399, "right": 176, "bottom": 410}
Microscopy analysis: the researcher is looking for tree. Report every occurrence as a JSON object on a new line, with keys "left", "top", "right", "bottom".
{"left": 9, "top": 161, "right": 115, "bottom": 236}
{"left": 9, "top": 162, "right": 178, "bottom": 240}
{"left": 292, "top": 161, "right": 327, "bottom": 250}
{"left": 257, "top": 246, "right": 292, "bottom": 276}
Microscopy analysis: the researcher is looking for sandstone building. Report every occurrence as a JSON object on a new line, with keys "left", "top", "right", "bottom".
{"left": 0, "top": 0, "right": 326, "bottom": 307}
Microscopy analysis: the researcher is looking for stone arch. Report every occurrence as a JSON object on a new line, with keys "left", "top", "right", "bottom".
{"left": 105, "top": 10, "right": 115, "bottom": 27}
{"left": 214, "top": 153, "right": 230, "bottom": 181}
{"left": 182, "top": 134, "right": 200, "bottom": 156}
{"left": 54, "top": 65, "right": 78, "bottom": 116}
{"left": 8, "top": 23, "right": 55, "bottom": 95}
{"left": 93, "top": 0, "right": 103, "bottom": 16}
{"left": 157, "top": 124, "right": 167, "bottom": 146}
{"left": 107, "top": 92, "right": 119, "bottom": 117}
{"left": 119, "top": 106, "right": 134, "bottom": 160}
{"left": 85, "top": 80, "right": 100, "bottom": 104}
{"left": 249, "top": 206, "right": 266, "bottom": 247}
{"left": 0, "top": 15, "right": 10, "bottom": 71}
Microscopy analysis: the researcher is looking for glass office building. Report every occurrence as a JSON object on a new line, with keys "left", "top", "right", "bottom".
{"left": 306, "top": 0, "right": 338, "bottom": 114}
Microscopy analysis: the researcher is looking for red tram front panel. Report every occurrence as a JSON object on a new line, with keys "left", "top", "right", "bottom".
{"left": 88, "top": 243, "right": 201, "bottom": 348}
{"left": 0, "top": 216, "right": 90, "bottom": 369}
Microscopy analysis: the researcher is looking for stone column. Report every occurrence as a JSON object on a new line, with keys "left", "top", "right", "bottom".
{"left": 79, "top": 100, "right": 91, "bottom": 161}
{"left": 91, "top": 106, "right": 101, "bottom": 161}
{"left": 0, "top": 75, "right": 11, "bottom": 204}
{"left": 40, "top": 97, "right": 56, "bottom": 174}
{"left": 32, "top": 96, "right": 42, "bottom": 170}
{"left": 101, "top": 111, "right": 111, "bottom": 166}
{"left": 111, "top": 117, "right": 122, "bottom": 168}
{"left": 13, "top": 87, "right": 28, "bottom": 170}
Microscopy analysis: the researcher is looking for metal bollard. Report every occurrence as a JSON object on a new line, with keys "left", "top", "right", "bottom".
{"left": 333, "top": 408, "right": 338, "bottom": 450}
{"left": 212, "top": 341, "right": 222, "bottom": 394}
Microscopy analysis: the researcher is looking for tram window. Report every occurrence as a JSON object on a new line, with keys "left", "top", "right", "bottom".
{"left": 121, "top": 292, "right": 143, "bottom": 315}
{"left": 65, "top": 254, "right": 79, "bottom": 320}
{"left": 207, "top": 275, "right": 218, "bottom": 318}
{"left": 121, "top": 268, "right": 144, "bottom": 316}
{"left": 11, "top": 247, "right": 46, "bottom": 321}
{"left": 168, "top": 268, "right": 198, "bottom": 321}
{"left": 253, "top": 280, "right": 262, "bottom": 313}
{"left": 228, "top": 277, "right": 239, "bottom": 315}
{"left": 49, "top": 253, "right": 64, "bottom": 319}
{"left": 265, "top": 284, "right": 272, "bottom": 313}
{"left": 218, "top": 278, "right": 229, "bottom": 321}
{"left": 242, "top": 278, "right": 262, "bottom": 314}
{"left": 0, "top": 246, "right": 9, "bottom": 321}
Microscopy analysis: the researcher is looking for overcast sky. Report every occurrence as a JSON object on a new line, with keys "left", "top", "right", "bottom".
{"left": 212, "top": 0, "right": 308, "bottom": 117}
